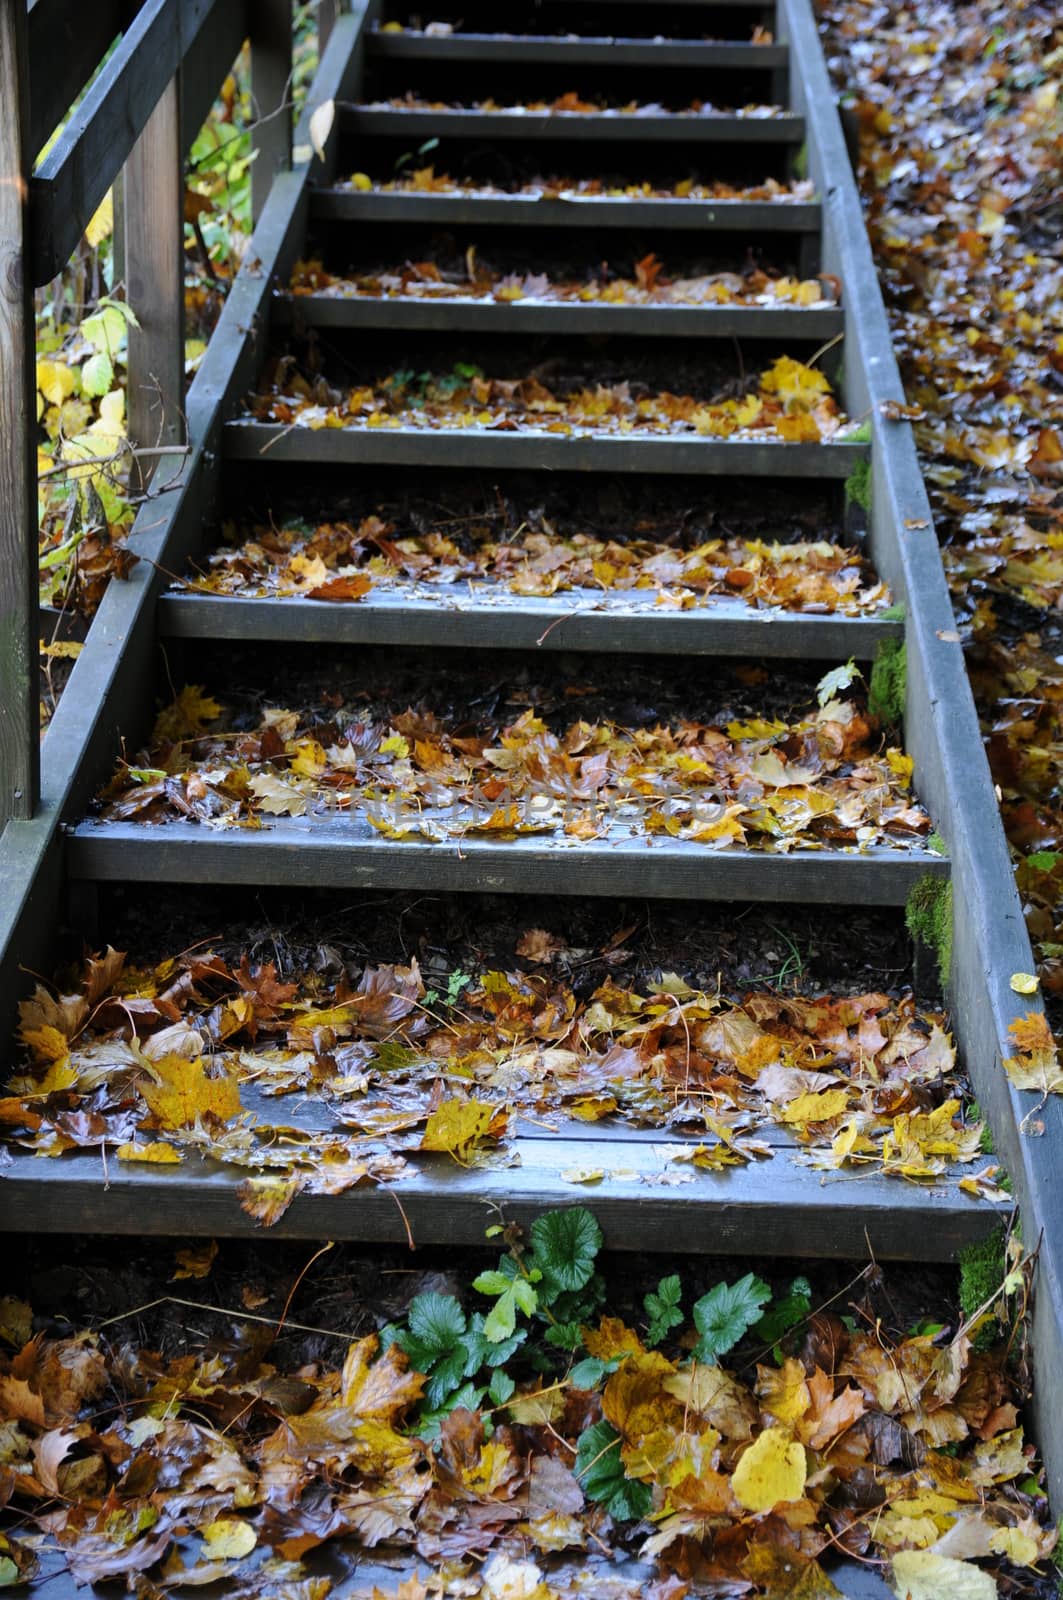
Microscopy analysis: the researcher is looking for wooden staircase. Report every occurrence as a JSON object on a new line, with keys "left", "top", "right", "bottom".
{"left": 3, "top": 0, "right": 1063, "bottom": 1531}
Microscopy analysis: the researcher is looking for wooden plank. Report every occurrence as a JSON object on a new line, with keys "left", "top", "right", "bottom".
{"left": 157, "top": 590, "right": 901, "bottom": 660}
{"left": 318, "top": 0, "right": 340, "bottom": 51}
{"left": 0, "top": 1139, "right": 999, "bottom": 1258}
{"left": 366, "top": 32, "right": 789, "bottom": 68}
{"left": 780, "top": 0, "right": 1063, "bottom": 1506}
{"left": 249, "top": 0, "right": 293, "bottom": 223}
{"left": 0, "top": 1, "right": 38, "bottom": 823}
{"left": 65, "top": 819, "right": 947, "bottom": 904}
{"left": 273, "top": 293, "right": 846, "bottom": 342}
{"left": 180, "top": 0, "right": 249, "bottom": 157}
{"left": 223, "top": 421, "right": 867, "bottom": 479}
{"left": 346, "top": 106, "right": 805, "bottom": 143}
{"left": 121, "top": 77, "right": 185, "bottom": 486}
{"left": 26, "top": 0, "right": 129, "bottom": 157}
{"left": 311, "top": 188, "right": 822, "bottom": 232}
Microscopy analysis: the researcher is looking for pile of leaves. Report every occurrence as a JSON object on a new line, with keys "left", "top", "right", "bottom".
{"left": 341, "top": 167, "right": 815, "bottom": 203}
{"left": 3, "top": 935, "right": 1001, "bottom": 1216}
{"left": 820, "top": 0, "right": 1063, "bottom": 1016}
{"left": 0, "top": 1214, "right": 1050, "bottom": 1596}
{"left": 289, "top": 252, "right": 835, "bottom": 310}
{"left": 360, "top": 91, "right": 788, "bottom": 118}
{"left": 93, "top": 665, "right": 926, "bottom": 850}
{"left": 185, "top": 511, "right": 889, "bottom": 614}
{"left": 249, "top": 355, "right": 852, "bottom": 442}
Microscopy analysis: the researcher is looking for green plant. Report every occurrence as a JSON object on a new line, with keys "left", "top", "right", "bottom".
{"left": 423, "top": 968, "right": 472, "bottom": 1008}
{"left": 905, "top": 874, "right": 953, "bottom": 986}
{"left": 691, "top": 1273, "right": 772, "bottom": 1363}
{"left": 958, "top": 1229, "right": 1008, "bottom": 1351}
{"left": 643, "top": 1275, "right": 683, "bottom": 1347}
{"left": 753, "top": 1275, "right": 813, "bottom": 1360}
{"left": 845, "top": 456, "right": 872, "bottom": 512}
{"left": 868, "top": 636, "right": 906, "bottom": 724}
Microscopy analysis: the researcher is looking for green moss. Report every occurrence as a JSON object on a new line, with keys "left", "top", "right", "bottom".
{"left": 879, "top": 602, "right": 906, "bottom": 622}
{"left": 869, "top": 637, "right": 906, "bottom": 724}
{"left": 958, "top": 1229, "right": 1006, "bottom": 1349}
{"left": 793, "top": 141, "right": 808, "bottom": 180}
{"left": 845, "top": 457, "right": 872, "bottom": 512}
{"left": 905, "top": 874, "right": 953, "bottom": 987}
{"left": 927, "top": 831, "right": 947, "bottom": 856}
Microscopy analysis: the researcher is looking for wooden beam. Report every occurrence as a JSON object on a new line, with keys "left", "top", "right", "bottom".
{"left": 318, "top": 0, "right": 340, "bottom": 52}
{"left": 26, "top": 0, "right": 131, "bottom": 159}
{"left": 249, "top": 0, "right": 293, "bottom": 224}
{"left": 0, "top": 0, "right": 38, "bottom": 823}
{"left": 121, "top": 77, "right": 185, "bottom": 486}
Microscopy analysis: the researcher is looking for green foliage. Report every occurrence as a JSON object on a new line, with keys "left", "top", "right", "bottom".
{"left": 387, "top": 1291, "right": 525, "bottom": 1417}
{"left": 575, "top": 1420, "right": 652, "bottom": 1522}
{"left": 868, "top": 637, "right": 907, "bottom": 724}
{"left": 423, "top": 969, "right": 472, "bottom": 1008}
{"left": 691, "top": 1274, "right": 772, "bottom": 1364}
{"left": 845, "top": 456, "right": 873, "bottom": 512}
{"left": 958, "top": 1230, "right": 1007, "bottom": 1351}
{"left": 644, "top": 1275, "right": 684, "bottom": 1347}
{"left": 905, "top": 875, "right": 953, "bottom": 987}
{"left": 880, "top": 601, "right": 906, "bottom": 621}
{"left": 753, "top": 1276, "right": 813, "bottom": 1359}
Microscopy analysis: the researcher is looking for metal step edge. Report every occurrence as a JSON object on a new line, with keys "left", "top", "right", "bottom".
{"left": 156, "top": 591, "right": 901, "bottom": 660}
{"left": 272, "top": 294, "right": 845, "bottom": 342}
{"left": 366, "top": 33, "right": 789, "bottom": 68}
{"left": 345, "top": 107, "right": 806, "bottom": 142}
{"left": 222, "top": 422, "right": 867, "bottom": 479}
{"left": 0, "top": 1140, "right": 998, "bottom": 1258}
{"left": 65, "top": 822, "right": 948, "bottom": 904}
{"left": 310, "top": 189, "right": 822, "bottom": 232}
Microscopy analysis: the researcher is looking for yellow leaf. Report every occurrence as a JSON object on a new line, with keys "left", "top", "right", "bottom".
{"left": 238, "top": 1174, "right": 303, "bottom": 1226}
{"left": 116, "top": 1141, "right": 184, "bottom": 1164}
{"left": 200, "top": 1519, "right": 257, "bottom": 1560}
{"left": 380, "top": 733, "right": 410, "bottom": 758}
{"left": 20, "top": 1024, "right": 70, "bottom": 1064}
{"left": 890, "top": 1551, "right": 996, "bottom": 1600}
{"left": 153, "top": 684, "right": 222, "bottom": 742}
{"left": 781, "top": 1089, "right": 851, "bottom": 1125}
{"left": 420, "top": 1097, "right": 504, "bottom": 1164}
{"left": 139, "top": 1055, "right": 241, "bottom": 1129}
{"left": 731, "top": 1427, "right": 807, "bottom": 1512}
{"left": 350, "top": 171, "right": 374, "bottom": 190}
{"left": 85, "top": 191, "right": 114, "bottom": 248}
{"left": 583, "top": 1317, "right": 644, "bottom": 1362}
{"left": 1009, "top": 973, "right": 1039, "bottom": 995}
{"left": 757, "top": 1359, "right": 811, "bottom": 1427}
{"left": 172, "top": 1240, "right": 218, "bottom": 1280}
{"left": 36, "top": 360, "right": 76, "bottom": 407}
{"left": 987, "top": 1527, "right": 1040, "bottom": 1566}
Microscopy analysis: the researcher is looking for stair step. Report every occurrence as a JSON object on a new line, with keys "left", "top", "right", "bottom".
{"left": 311, "top": 189, "right": 821, "bottom": 233}
{"left": 66, "top": 820, "right": 947, "bottom": 903}
{"left": 157, "top": 591, "right": 900, "bottom": 659}
{"left": 0, "top": 1137, "right": 998, "bottom": 1257}
{"left": 346, "top": 106, "right": 805, "bottom": 143}
{"left": 367, "top": 32, "right": 789, "bottom": 68}
{"left": 273, "top": 293, "right": 844, "bottom": 342}
{"left": 223, "top": 422, "right": 866, "bottom": 479}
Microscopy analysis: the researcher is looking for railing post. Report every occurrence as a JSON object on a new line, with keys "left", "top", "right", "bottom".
{"left": 318, "top": 0, "right": 342, "bottom": 52}
{"left": 0, "top": 0, "right": 38, "bottom": 824}
{"left": 250, "top": 0, "right": 293, "bottom": 224}
{"left": 121, "top": 76, "right": 185, "bottom": 488}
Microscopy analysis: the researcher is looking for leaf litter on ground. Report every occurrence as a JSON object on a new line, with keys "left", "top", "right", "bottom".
{"left": 0, "top": 1220, "right": 1052, "bottom": 1596}
{"left": 339, "top": 166, "right": 816, "bottom": 204}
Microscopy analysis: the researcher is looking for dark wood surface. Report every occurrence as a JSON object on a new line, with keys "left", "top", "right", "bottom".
{"left": 157, "top": 588, "right": 901, "bottom": 659}
{"left": 26, "top": 0, "right": 130, "bottom": 157}
{"left": 273, "top": 292, "right": 846, "bottom": 341}
{"left": 222, "top": 421, "right": 868, "bottom": 478}
{"left": 0, "top": 1140, "right": 1002, "bottom": 1258}
{"left": 310, "top": 189, "right": 823, "bottom": 233}
{"left": 65, "top": 818, "right": 947, "bottom": 903}
{"left": 250, "top": 0, "right": 293, "bottom": 223}
{"left": 0, "top": 3, "right": 38, "bottom": 823}
{"left": 121, "top": 77, "right": 185, "bottom": 485}
{"left": 366, "top": 32, "right": 790, "bottom": 67}
{"left": 345, "top": 107, "right": 806, "bottom": 143}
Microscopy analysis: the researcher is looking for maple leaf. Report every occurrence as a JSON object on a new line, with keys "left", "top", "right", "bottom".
{"left": 139, "top": 1054, "right": 242, "bottom": 1129}
{"left": 238, "top": 1174, "right": 303, "bottom": 1225}
{"left": 153, "top": 684, "right": 222, "bottom": 742}
{"left": 420, "top": 1097, "right": 506, "bottom": 1164}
